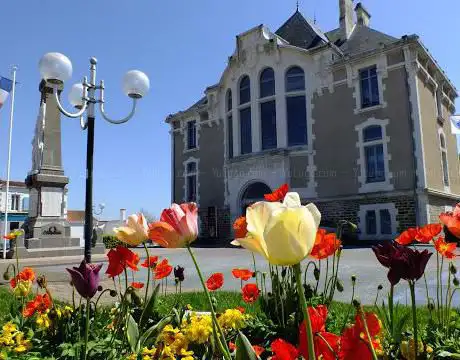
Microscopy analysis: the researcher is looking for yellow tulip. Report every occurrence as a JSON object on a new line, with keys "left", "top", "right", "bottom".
{"left": 232, "top": 192, "right": 320, "bottom": 266}
{"left": 113, "top": 213, "right": 149, "bottom": 246}
{"left": 13, "top": 280, "right": 32, "bottom": 297}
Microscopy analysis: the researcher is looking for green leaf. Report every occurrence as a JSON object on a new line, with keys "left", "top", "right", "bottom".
{"left": 126, "top": 314, "right": 140, "bottom": 353}
{"left": 139, "top": 315, "right": 173, "bottom": 348}
{"left": 140, "top": 284, "right": 160, "bottom": 327}
{"left": 236, "top": 331, "right": 257, "bottom": 360}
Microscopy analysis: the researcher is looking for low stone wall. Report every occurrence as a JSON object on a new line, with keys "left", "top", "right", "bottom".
{"left": 427, "top": 194, "right": 457, "bottom": 224}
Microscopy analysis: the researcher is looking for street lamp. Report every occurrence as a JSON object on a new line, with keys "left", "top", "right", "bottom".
{"left": 38, "top": 52, "right": 149, "bottom": 263}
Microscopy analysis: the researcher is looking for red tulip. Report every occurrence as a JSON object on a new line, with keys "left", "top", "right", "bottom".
{"left": 106, "top": 246, "right": 140, "bottom": 278}
{"left": 270, "top": 338, "right": 299, "bottom": 360}
{"left": 206, "top": 273, "right": 224, "bottom": 291}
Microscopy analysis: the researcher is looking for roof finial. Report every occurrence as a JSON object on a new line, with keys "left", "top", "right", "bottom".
{"left": 296, "top": 0, "right": 299, "bottom": 11}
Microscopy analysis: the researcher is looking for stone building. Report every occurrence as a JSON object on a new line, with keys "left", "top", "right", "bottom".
{"left": 166, "top": 1, "right": 458, "bottom": 242}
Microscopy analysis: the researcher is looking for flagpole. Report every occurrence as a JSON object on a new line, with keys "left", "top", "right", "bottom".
{"left": 2, "top": 66, "right": 17, "bottom": 259}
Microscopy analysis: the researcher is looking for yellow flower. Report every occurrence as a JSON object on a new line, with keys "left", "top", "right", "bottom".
{"left": 13, "top": 280, "right": 32, "bottom": 297}
{"left": 114, "top": 213, "right": 149, "bottom": 246}
{"left": 13, "top": 332, "right": 31, "bottom": 352}
{"left": 218, "top": 309, "right": 248, "bottom": 330}
{"left": 126, "top": 354, "right": 137, "bottom": 360}
{"left": 36, "top": 313, "right": 51, "bottom": 330}
{"left": 2, "top": 322, "right": 17, "bottom": 333}
{"left": 232, "top": 192, "right": 320, "bottom": 266}
{"left": 401, "top": 339, "right": 424, "bottom": 360}
{"left": 182, "top": 313, "right": 213, "bottom": 344}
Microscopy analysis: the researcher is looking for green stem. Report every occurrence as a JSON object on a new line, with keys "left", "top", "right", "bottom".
{"left": 389, "top": 285, "right": 394, "bottom": 336}
{"left": 359, "top": 307, "right": 378, "bottom": 360}
{"left": 143, "top": 243, "right": 151, "bottom": 306}
{"left": 84, "top": 297, "right": 90, "bottom": 360}
{"left": 446, "top": 263, "right": 452, "bottom": 327}
{"left": 440, "top": 257, "right": 444, "bottom": 325}
{"left": 293, "top": 263, "right": 315, "bottom": 360}
{"left": 409, "top": 281, "right": 418, "bottom": 360}
{"left": 15, "top": 236, "right": 19, "bottom": 274}
{"left": 436, "top": 253, "right": 441, "bottom": 324}
{"left": 315, "top": 260, "right": 321, "bottom": 295}
{"left": 251, "top": 252, "right": 259, "bottom": 289}
{"left": 187, "top": 246, "right": 231, "bottom": 360}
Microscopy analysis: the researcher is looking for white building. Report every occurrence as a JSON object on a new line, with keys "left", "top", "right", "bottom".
{"left": 0, "top": 180, "right": 30, "bottom": 235}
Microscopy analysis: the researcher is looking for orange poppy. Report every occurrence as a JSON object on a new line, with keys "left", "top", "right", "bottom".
{"left": 395, "top": 228, "right": 418, "bottom": 246}
{"left": 434, "top": 237, "right": 457, "bottom": 259}
{"left": 310, "top": 229, "right": 341, "bottom": 260}
{"left": 236, "top": 306, "right": 245, "bottom": 313}
{"left": 440, "top": 204, "right": 460, "bottom": 238}
{"left": 22, "top": 293, "right": 52, "bottom": 318}
{"left": 131, "top": 282, "right": 144, "bottom": 289}
{"left": 229, "top": 342, "right": 236, "bottom": 352}
{"left": 252, "top": 345, "right": 265, "bottom": 357}
{"left": 233, "top": 216, "right": 248, "bottom": 239}
{"left": 206, "top": 273, "right": 224, "bottom": 291}
{"left": 154, "top": 259, "right": 173, "bottom": 280}
{"left": 10, "top": 267, "right": 36, "bottom": 288}
{"left": 415, "top": 223, "right": 442, "bottom": 243}
{"left": 231, "top": 268, "right": 253, "bottom": 281}
{"left": 264, "top": 184, "right": 289, "bottom": 202}
{"left": 106, "top": 246, "right": 140, "bottom": 278}
{"left": 242, "top": 283, "right": 260, "bottom": 303}
{"left": 271, "top": 338, "right": 299, "bottom": 360}
{"left": 141, "top": 256, "right": 159, "bottom": 268}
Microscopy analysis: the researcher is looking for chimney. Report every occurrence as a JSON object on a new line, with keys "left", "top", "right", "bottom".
{"left": 355, "top": 2, "right": 371, "bottom": 26}
{"left": 120, "top": 208, "right": 126, "bottom": 223}
{"left": 339, "top": 0, "right": 354, "bottom": 39}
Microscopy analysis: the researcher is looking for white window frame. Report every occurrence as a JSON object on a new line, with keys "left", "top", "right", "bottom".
{"left": 358, "top": 203, "right": 398, "bottom": 240}
{"left": 349, "top": 55, "right": 388, "bottom": 115}
{"left": 183, "top": 119, "right": 199, "bottom": 153}
{"left": 183, "top": 157, "right": 199, "bottom": 205}
{"left": 355, "top": 118, "right": 393, "bottom": 193}
{"left": 438, "top": 127, "right": 450, "bottom": 192}
{"left": 10, "top": 194, "right": 20, "bottom": 211}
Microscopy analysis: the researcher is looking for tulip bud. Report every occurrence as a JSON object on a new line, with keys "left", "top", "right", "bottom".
{"left": 3, "top": 271, "right": 10, "bottom": 281}
{"left": 428, "top": 302, "right": 435, "bottom": 311}
{"left": 37, "top": 275, "right": 47, "bottom": 289}
{"left": 97, "top": 285, "right": 103, "bottom": 292}
{"left": 450, "top": 263, "right": 457, "bottom": 275}
{"left": 131, "top": 291, "right": 142, "bottom": 307}
{"left": 351, "top": 275, "right": 357, "bottom": 283}
{"left": 336, "top": 279, "right": 344, "bottom": 292}
{"left": 314, "top": 267, "right": 320, "bottom": 281}
{"left": 377, "top": 284, "right": 383, "bottom": 291}
{"left": 211, "top": 296, "right": 218, "bottom": 309}
{"left": 454, "top": 277, "right": 460, "bottom": 287}
{"left": 352, "top": 299, "right": 361, "bottom": 308}
{"left": 110, "top": 290, "right": 118, "bottom": 297}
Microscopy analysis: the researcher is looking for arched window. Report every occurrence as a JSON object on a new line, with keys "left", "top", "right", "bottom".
{"left": 286, "top": 66, "right": 307, "bottom": 146}
{"left": 239, "top": 75, "right": 251, "bottom": 105}
{"left": 439, "top": 131, "right": 449, "bottom": 187}
{"left": 260, "top": 68, "right": 275, "bottom": 98}
{"left": 285, "top": 66, "right": 305, "bottom": 92}
{"left": 363, "top": 125, "right": 384, "bottom": 183}
{"left": 226, "top": 89, "right": 232, "bottom": 112}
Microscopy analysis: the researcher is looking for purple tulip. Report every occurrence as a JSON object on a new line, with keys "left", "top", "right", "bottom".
{"left": 174, "top": 265, "right": 185, "bottom": 282}
{"left": 372, "top": 242, "right": 432, "bottom": 286}
{"left": 66, "top": 260, "right": 103, "bottom": 299}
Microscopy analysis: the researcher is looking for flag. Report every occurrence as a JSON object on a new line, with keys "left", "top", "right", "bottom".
{"left": 450, "top": 115, "right": 460, "bottom": 135}
{"left": 0, "top": 76, "right": 13, "bottom": 109}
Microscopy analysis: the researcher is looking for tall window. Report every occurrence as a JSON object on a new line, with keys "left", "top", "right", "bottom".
{"left": 365, "top": 210, "right": 377, "bottom": 235}
{"left": 185, "top": 161, "right": 197, "bottom": 202}
{"left": 363, "top": 125, "right": 385, "bottom": 183}
{"left": 239, "top": 75, "right": 252, "bottom": 154}
{"left": 260, "top": 68, "right": 276, "bottom": 150}
{"left": 440, "top": 132, "right": 449, "bottom": 187}
{"left": 380, "top": 209, "right": 392, "bottom": 235}
{"left": 226, "top": 89, "right": 233, "bottom": 158}
{"left": 10, "top": 194, "right": 20, "bottom": 211}
{"left": 186, "top": 120, "right": 197, "bottom": 150}
{"left": 286, "top": 66, "right": 307, "bottom": 146}
{"left": 359, "top": 204, "right": 396, "bottom": 240}
{"left": 360, "top": 66, "right": 380, "bottom": 108}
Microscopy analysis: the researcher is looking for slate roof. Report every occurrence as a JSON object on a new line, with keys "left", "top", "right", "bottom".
{"left": 275, "top": 10, "right": 329, "bottom": 50}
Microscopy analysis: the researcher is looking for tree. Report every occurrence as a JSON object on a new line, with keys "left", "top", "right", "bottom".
{"left": 139, "top": 208, "right": 157, "bottom": 223}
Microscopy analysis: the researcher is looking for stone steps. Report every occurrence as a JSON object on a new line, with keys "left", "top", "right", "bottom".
{"left": 17, "top": 246, "right": 84, "bottom": 258}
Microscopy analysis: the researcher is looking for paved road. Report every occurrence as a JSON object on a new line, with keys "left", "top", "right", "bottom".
{"left": 0, "top": 247, "right": 457, "bottom": 306}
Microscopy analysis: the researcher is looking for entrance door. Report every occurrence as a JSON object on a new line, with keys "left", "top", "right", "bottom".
{"left": 240, "top": 182, "right": 272, "bottom": 215}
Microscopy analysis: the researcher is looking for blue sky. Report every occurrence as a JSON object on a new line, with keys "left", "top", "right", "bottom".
{"left": 0, "top": 0, "right": 458, "bottom": 220}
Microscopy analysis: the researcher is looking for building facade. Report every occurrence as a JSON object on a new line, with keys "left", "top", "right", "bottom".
{"left": 166, "top": 1, "right": 459, "bottom": 242}
{"left": 0, "top": 180, "right": 30, "bottom": 236}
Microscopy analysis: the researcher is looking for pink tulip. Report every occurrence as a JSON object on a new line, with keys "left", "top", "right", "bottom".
{"left": 149, "top": 203, "right": 198, "bottom": 248}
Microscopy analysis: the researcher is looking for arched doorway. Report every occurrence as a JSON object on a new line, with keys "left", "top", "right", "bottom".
{"left": 240, "top": 182, "right": 271, "bottom": 215}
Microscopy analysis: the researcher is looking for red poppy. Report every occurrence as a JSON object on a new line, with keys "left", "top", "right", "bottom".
{"left": 310, "top": 229, "right": 341, "bottom": 260}
{"left": 264, "top": 184, "right": 289, "bottom": 202}
{"left": 106, "top": 246, "right": 140, "bottom": 278}
{"left": 252, "top": 345, "right": 265, "bottom": 357}
{"left": 395, "top": 228, "right": 418, "bottom": 246}
{"left": 236, "top": 306, "right": 245, "bottom": 313}
{"left": 141, "top": 256, "right": 159, "bottom": 268}
{"left": 434, "top": 237, "right": 457, "bottom": 259}
{"left": 354, "top": 311, "right": 382, "bottom": 336}
{"left": 22, "top": 293, "right": 52, "bottom": 318}
{"left": 242, "top": 283, "right": 260, "bottom": 303}
{"left": 206, "top": 273, "right": 224, "bottom": 291}
{"left": 233, "top": 216, "right": 248, "bottom": 239}
{"left": 271, "top": 338, "right": 299, "bottom": 360}
{"left": 229, "top": 342, "right": 236, "bottom": 352}
{"left": 299, "top": 305, "right": 340, "bottom": 360}
{"left": 10, "top": 267, "right": 36, "bottom": 288}
{"left": 415, "top": 223, "right": 442, "bottom": 243}
{"left": 232, "top": 268, "right": 253, "bottom": 281}
{"left": 131, "top": 282, "right": 144, "bottom": 289}
{"left": 154, "top": 259, "right": 173, "bottom": 280}
{"left": 440, "top": 204, "right": 460, "bottom": 238}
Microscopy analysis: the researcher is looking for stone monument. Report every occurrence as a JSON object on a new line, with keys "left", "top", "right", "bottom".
{"left": 20, "top": 80, "right": 82, "bottom": 257}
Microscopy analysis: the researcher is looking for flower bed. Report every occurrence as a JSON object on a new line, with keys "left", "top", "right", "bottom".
{"left": 1, "top": 184, "right": 460, "bottom": 359}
